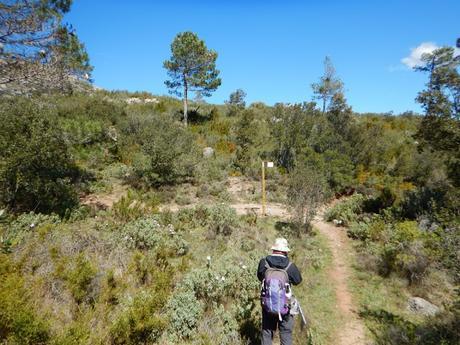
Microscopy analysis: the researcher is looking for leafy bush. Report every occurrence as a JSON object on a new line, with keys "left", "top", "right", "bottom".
{"left": 0, "top": 255, "right": 51, "bottom": 344}
{"left": 170, "top": 255, "right": 259, "bottom": 344}
{"left": 134, "top": 115, "right": 200, "bottom": 186}
{"left": 207, "top": 203, "right": 239, "bottom": 236}
{"left": 325, "top": 194, "right": 366, "bottom": 226}
{"left": 0, "top": 98, "right": 81, "bottom": 216}
{"left": 112, "top": 189, "right": 160, "bottom": 222}
{"left": 121, "top": 216, "right": 188, "bottom": 255}
{"left": 197, "top": 303, "right": 243, "bottom": 345}
{"left": 179, "top": 256, "right": 259, "bottom": 310}
{"left": 3, "top": 212, "right": 60, "bottom": 248}
{"left": 110, "top": 290, "right": 168, "bottom": 345}
{"left": 352, "top": 220, "right": 435, "bottom": 284}
{"left": 54, "top": 93, "right": 126, "bottom": 124}
{"left": 55, "top": 253, "right": 97, "bottom": 304}
{"left": 347, "top": 215, "right": 385, "bottom": 241}
{"left": 166, "top": 290, "right": 203, "bottom": 340}
{"left": 323, "top": 149, "right": 355, "bottom": 192}
{"left": 122, "top": 217, "right": 164, "bottom": 250}
{"left": 172, "top": 204, "right": 238, "bottom": 237}
{"left": 287, "top": 160, "right": 328, "bottom": 233}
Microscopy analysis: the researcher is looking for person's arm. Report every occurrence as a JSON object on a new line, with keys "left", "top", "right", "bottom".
{"left": 287, "top": 262, "right": 302, "bottom": 285}
{"left": 257, "top": 258, "right": 267, "bottom": 282}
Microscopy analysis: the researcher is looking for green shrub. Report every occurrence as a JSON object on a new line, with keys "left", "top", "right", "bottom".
{"left": 121, "top": 216, "right": 188, "bottom": 256}
{"left": 323, "top": 149, "right": 355, "bottom": 192}
{"left": 171, "top": 255, "right": 259, "bottom": 344}
{"left": 166, "top": 290, "right": 203, "bottom": 340}
{"left": 122, "top": 217, "right": 163, "bottom": 250}
{"left": 374, "top": 221, "right": 433, "bottom": 283}
{"left": 0, "top": 255, "right": 51, "bottom": 344}
{"left": 172, "top": 204, "right": 238, "bottom": 237}
{"left": 179, "top": 255, "right": 259, "bottom": 308}
{"left": 112, "top": 189, "right": 160, "bottom": 222}
{"left": 347, "top": 215, "right": 385, "bottom": 241}
{"left": 57, "top": 253, "right": 97, "bottom": 304}
{"left": 325, "top": 194, "right": 366, "bottom": 226}
{"left": 53, "top": 93, "right": 126, "bottom": 125}
{"left": 110, "top": 290, "right": 168, "bottom": 345}
{"left": 207, "top": 203, "right": 239, "bottom": 236}
{"left": 173, "top": 204, "right": 211, "bottom": 230}
{"left": 0, "top": 98, "right": 81, "bottom": 216}
{"left": 134, "top": 115, "right": 199, "bottom": 186}
{"left": 4, "top": 212, "right": 60, "bottom": 247}
{"left": 197, "top": 304, "right": 243, "bottom": 345}
{"left": 174, "top": 191, "right": 192, "bottom": 205}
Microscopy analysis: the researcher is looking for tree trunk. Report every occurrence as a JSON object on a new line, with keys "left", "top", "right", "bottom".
{"left": 183, "top": 77, "right": 188, "bottom": 126}
{"left": 322, "top": 97, "right": 326, "bottom": 114}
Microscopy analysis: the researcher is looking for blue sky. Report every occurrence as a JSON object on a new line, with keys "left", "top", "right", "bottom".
{"left": 66, "top": 0, "right": 459, "bottom": 113}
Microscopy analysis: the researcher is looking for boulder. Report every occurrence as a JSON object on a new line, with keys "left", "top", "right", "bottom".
{"left": 332, "top": 219, "right": 343, "bottom": 226}
{"left": 126, "top": 97, "right": 159, "bottom": 104}
{"left": 407, "top": 297, "right": 440, "bottom": 316}
{"left": 203, "top": 147, "right": 214, "bottom": 158}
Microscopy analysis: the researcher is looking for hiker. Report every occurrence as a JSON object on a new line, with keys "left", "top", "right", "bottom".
{"left": 257, "top": 238, "right": 302, "bottom": 345}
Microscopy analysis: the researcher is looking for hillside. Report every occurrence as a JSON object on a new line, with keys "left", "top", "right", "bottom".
{"left": 0, "top": 88, "right": 459, "bottom": 345}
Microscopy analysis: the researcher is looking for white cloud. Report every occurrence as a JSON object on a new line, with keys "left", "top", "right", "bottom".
{"left": 401, "top": 42, "right": 439, "bottom": 68}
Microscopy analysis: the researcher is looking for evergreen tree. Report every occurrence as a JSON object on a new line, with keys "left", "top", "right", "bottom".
{"left": 0, "top": 0, "right": 92, "bottom": 94}
{"left": 415, "top": 47, "right": 460, "bottom": 186}
{"left": 163, "top": 32, "right": 221, "bottom": 126}
{"left": 312, "top": 56, "right": 343, "bottom": 114}
{"left": 225, "top": 89, "right": 247, "bottom": 116}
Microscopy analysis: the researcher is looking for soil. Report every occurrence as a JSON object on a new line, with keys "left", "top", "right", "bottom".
{"left": 80, "top": 182, "right": 128, "bottom": 210}
{"left": 312, "top": 214, "right": 368, "bottom": 345}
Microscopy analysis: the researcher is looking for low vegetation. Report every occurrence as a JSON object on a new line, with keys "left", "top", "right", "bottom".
{"left": 1, "top": 5, "right": 459, "bottom": 343}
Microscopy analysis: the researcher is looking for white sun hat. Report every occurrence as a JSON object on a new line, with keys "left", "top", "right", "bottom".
{"left": 271, "top": 238, "right": 290, "bottom": 252}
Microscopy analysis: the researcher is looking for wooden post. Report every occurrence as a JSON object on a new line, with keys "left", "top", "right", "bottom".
{"left": 261, "top": 161, "right": 266, "bottom": 216}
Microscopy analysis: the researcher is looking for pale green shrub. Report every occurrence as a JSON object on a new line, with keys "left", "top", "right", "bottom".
{"left": 207, "top": 203, "right": 239, "bottom": 236}
{"left": 179, "top": 255, "right": 259, "bottom": 312}
{"left": 5, "top": 212, "right": 60, "bottom": 246}
{"left": 168, "top": 255, "right": 259, "bottom": 343}
{"left": 121, "top": 216, "right": 188, "bottom": 255}
{"left": 166, "top": 290, "right": 203, "bottom": 340}
{"left": 197, "top": 303, "right": 242, "bottom": 345}
{"left": 173, "top": 204, "right": 238, "bottom": 237}
{"left": 122, "top": 216, "right": 163, "bottom": 250}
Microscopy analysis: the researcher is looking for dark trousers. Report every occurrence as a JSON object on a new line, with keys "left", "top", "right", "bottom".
{"left": 261, "top": 309, "right": 294, "bottom": 345}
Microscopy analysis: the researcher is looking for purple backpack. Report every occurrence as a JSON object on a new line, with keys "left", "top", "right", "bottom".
{"left": 260, "top": 260, "right": 292, "bottom": 319}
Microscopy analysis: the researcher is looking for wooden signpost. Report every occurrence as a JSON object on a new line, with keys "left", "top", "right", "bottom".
{"left": 261, "top": 161, "right": 274, "bottom": 216}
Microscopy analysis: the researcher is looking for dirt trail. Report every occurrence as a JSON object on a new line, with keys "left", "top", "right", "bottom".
{"left": 233, "top": 202, "right": 368, "bottom": 344}
{"left": 313, "top": 214, "right": 367, "bottom": 345}
{"left": 226, "top": 178, "right": 367, "bottom": 344}
{"left": 80, "top": 182, "right": 128, "bottom": 210}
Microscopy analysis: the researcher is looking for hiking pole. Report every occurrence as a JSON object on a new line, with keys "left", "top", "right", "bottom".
{"left": 298, "top": 301, "right": 308, "bottom": 330}
{"left": 291, "top": 296, "right": 309, "bottom": 329}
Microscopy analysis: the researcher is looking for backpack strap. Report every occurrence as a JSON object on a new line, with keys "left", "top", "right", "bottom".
{"left": 265, "top": 258, "right": 292, "bottom": 273}
{"left": 264, "top": 259, "right": 271, "bottom": 270}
